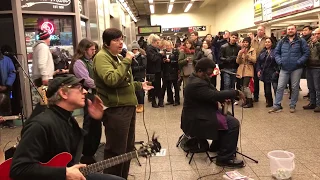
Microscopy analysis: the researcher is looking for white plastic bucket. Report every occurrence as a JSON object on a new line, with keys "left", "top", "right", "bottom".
{"left": 267, "top": 150, "right": 295, "bottom": 180}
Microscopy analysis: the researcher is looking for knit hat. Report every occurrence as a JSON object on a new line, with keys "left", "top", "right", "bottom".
{"left": 131, "top": 41, "right": 140, "bottom": 50}
{"left": 38, "top": 29, "right": 50, "bottom": 40}
{"left": 46, "top": 74, "right": 84, "bottom": 98}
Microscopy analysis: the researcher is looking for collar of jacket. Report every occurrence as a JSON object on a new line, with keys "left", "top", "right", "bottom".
{"left": 103, "top": 47, "right": 122, "bottom": 61}
{"left": 254, "top": 35, "right": 267, "bottom": 42}
{"left": 50, "top": 105, "right": 73, "bottom": 122}
{"left": 283, "top": 34, "right": 300, "bottom": 42}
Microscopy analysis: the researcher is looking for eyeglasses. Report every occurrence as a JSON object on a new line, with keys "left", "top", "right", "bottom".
{"left": 112, "top": 38, "right": 124, "bottom": 43}
{"left": 66, "top": 83, "right": 84, "bottom": 92}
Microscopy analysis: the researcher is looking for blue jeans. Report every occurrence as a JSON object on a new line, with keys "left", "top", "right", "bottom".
{"left": 306, "top": 68, "right": 320, "bottom": 106}
{"left": 86, "top": 173, "right": 125, "bottom": 180}
{"left": 274, "top": 68, "right": 303, "bottom": 108}
{"left": 223, "top": 68, "right": 237, "bottom": 90}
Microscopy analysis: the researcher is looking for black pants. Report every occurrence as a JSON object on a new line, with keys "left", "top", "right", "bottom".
{"left": 147, "top": 72, "right": 162, "bottom": 101}
{"left": 220, "top": 72, "right": 224, "bottom": 90}
{"left": 264, "top": 82, "right": 278, "bottom": 99}
{"left": 161, "top": 79, "right": 180, "bottom": 103}
{"left": 134, "top": 78, "right": 145, "bottom": 104}
{"left": 28, "top": 103, "right": 47, "bottom": 120}
{"left": 103, "top": 106, "right": 136, "bottom": 179}
{"left": 86, "top": 173, "right": 124, "bottom": 180}
{"left": 254, "top": 67, "right": 260, "bottom": 100}
{"left": 82, "top": 93, "right": 102, "bottom": 157}
{"left": 217, "top": 115, "right": 240, "bottom": 161}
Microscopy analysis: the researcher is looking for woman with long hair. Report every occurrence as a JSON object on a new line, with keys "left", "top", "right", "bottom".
{"left": 256, "top": 37, "right": 279, "bottom": 107}
{"left": 70, "top": 38, "right": 102, "bottom": 164}
{"left": 178, "top": 39, "right": 195, "bottom": 88}
{"left": 236, "top": 37, "right": 257, "bottom": 108}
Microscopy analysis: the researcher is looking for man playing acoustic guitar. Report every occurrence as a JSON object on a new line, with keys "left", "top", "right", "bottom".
{"left": 9, "top": 74, "right": 124, "bottom": 180}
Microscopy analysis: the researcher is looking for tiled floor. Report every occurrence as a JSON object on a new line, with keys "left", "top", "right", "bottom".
{"left": 1, "top": 80, "right": 320, "bottom": 180}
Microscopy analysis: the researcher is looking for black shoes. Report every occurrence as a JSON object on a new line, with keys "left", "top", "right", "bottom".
{"left": 303, "top": 103, "right": 316, "bottom": 110}
{"left": 165, "top": 102, "right": 174, "bottom": 105}
{"left": 173, "top": 102, "right": 180, "bottom": 106}
{"left": 152, "top": 100, "right": 159, "bottom": 108}
{"left": 158, "top": 101, "right": 164, "bottom": 107}
{"left": 216, "top": 159, "right": 245, "bottom": 168}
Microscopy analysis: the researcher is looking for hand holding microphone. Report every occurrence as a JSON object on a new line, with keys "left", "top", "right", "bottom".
{"left": 125, "top": 50, "right": 135, "bottom": 60}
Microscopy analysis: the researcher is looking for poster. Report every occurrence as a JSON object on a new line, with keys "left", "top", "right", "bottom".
{"left": 25, "top": 32, "right": 36, "bottom": 47}
{"left": 60, "top": 32, "right": 73, "bottom": 45}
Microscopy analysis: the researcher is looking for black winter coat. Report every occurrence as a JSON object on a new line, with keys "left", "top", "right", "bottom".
{"left": 146, "top": 45, "right": 163, "bottom": 74}
{"left": 181, "top": 73, "right": 239, "bottom": 140}
{"left": 256, "top": 48, "right": 279, "bottom": 83}
{"left": 220, "top": 43, "right": 241, "bottom": 69}
{"left": 162, "top": 49, "right": 179, "bottom": 80}
{"left": 131, "top": 53, "right": 147, "bottom": 80}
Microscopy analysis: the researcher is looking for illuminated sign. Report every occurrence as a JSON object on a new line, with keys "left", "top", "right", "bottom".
{"left": 138, "top": 26, "right": 161, "bottom": 34}
{"left": 21, "top": 0, "right": 73, "bottom": 12}
{"left": 41, "top": 22, "right": 54, "bottom": 35}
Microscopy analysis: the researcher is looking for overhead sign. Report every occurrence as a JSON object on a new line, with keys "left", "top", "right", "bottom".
{"left": 138, "top": 26, "right": 161, "bottom": 34}
{"left": 254, "top": 0, "right": 314, "bottom": 23}
{"left": 21, "top": 0, "right": 73, "bottom": 12}
{"left": 189, "top": 26, "right": 206, "bottom": 32}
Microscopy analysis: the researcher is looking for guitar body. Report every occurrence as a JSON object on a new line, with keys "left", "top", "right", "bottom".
{"left": 0, "top": 152, "right": 72, "bottom": 180}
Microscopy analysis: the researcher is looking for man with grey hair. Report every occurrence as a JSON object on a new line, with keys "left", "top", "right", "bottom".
{"left": 252, "top": 25, "right": 268, "bottom": 102}
{"left": 10, "top": 74, "right": 124, "bottom": 180}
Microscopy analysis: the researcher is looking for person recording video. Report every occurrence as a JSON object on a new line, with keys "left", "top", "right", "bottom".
{"left": 181, "top": 58, "right": 246, "bottom": 168}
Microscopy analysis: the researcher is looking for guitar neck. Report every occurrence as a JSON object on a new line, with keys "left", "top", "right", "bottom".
{"left": 80, "top": 151, "right": 138, "bottom": 176}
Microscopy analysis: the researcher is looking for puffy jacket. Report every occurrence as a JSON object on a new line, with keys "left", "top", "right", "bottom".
{"left": 0, "top": 55, "right": 16, "bottom": 88}
{"left": 220, "top": 42, "right": 241, "bottom": 69}
{"left": 131, "top": 53, "right": 147, "bottom": 79}
{"left": 307, "top": 41, "right": 320, "bottom": 68}
{"left": 274, "top": 35, "right": 310, "bottom": 71}
{"left": 256, "top": 48, "right": 279, "bottom": 83}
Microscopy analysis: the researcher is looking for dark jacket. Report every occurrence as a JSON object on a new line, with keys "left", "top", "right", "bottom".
{"left": 256, "top": 48, "right": 279, "bottom": 83}
{"left": 181, "top": 73, "right": 239, "bottom": 140}
{"left": 131, "top": 53, "right": 147, "bottom": 79}
{"left": 146, "top": 45, "right": 163, "bottom": 74}
{"left": 10, "top": 106, "right": 84, "bottom": 180}
{"left": 307, "top": 40, "right": 320, "bottom": 68}
{"left": 213, "top": 37, "right": 228, "bottom": 64}
{"left": 0, "top": 55, "right": 16, "bottom": 88}
{"left": 275, "top": 35, "right": 310, "bottom": 71}
{"left": 162, "top": 49, "right": 179, "bottom": 80}
{"left": 220, "top": 42, "right": 241, "bottom": 69}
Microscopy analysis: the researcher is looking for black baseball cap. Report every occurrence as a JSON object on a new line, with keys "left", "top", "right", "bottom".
{"left": 46, "top": 74, "right": 84, "bottom": 98}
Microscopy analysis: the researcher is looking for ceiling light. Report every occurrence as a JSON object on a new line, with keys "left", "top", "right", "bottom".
{"left": 168, "top": 4, "right": 173, "bottom": 13}
{"left": 148, "top": 0, "right": 153, "bottom": 3}
{"left": 170, "top": 0, "right": 175, "bottom": 2}
{"left": 119, "top": 0, "right": 125, "bottom": 2}
{"left": 184, "top": 3, "right": 192, "bottom": 12}
{"left": 150, "top": 5, "right": 155, "bottom": 13}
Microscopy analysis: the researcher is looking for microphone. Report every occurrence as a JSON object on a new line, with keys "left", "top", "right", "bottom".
{"left": 123, "top": 48, "right": 138, "bottom": 63}
{"left": 220, "top": 69, "right": 237, "bottom": 75}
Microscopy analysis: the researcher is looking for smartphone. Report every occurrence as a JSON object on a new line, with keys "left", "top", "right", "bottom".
{"left": 166, "top": 51, "right": 172, "bottom": 59}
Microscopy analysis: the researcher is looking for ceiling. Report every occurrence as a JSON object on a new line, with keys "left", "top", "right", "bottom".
{"left": 126, "top": 0, "right": 218, "bottom": 17}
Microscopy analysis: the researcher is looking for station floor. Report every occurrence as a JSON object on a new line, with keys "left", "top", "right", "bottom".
{"left": 1, "top": 80, "right": 320, "bottom": 180}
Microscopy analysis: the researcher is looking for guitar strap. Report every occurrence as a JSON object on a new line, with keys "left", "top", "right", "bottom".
{"left": 74, "top": 132, "right": 84, "bottom": 164}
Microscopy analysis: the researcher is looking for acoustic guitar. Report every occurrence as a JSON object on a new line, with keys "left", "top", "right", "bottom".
{"left": 0, "top": 137, "right": 161, "bottom": 180}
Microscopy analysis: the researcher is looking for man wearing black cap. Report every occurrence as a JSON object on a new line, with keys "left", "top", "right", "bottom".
{"left": 29, "top": 29, "right": 54, "bottom": 119}
{"left": 10, "top": 74, "right": 124, "bottom": 180}
{"left": 181, "top": 58, "right": 246, "bottom": 168}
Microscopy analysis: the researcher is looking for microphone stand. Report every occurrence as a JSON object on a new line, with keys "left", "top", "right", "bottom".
{"left": 12, "top": 54, "right": 45, "bottom": 126}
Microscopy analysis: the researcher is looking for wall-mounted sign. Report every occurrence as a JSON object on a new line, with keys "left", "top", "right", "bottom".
{"left": 41, "top": 22, "right": 54, "bottom": 35}
{"left": 189, "top": 26, "right": 206, "bottom": 32}
{"left": 162, "top": 26, "right": 206, "bottom": 33}
{"left": 138, "top": 26, "right": 161, "bottom": 34}
{"left": 21, "top": 0, "right": 73, "bottom": 12}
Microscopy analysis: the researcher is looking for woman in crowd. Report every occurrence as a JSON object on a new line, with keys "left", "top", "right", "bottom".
{"left": 178, "top": 39, "right": 195, "bottom": 89}
{"left": 161, "top": 40, "right": 180, "bottom": 106}
{"left": 256, "top": 37, "right": 279, "bottom": 107}
{"left": 236, "top": 37, "right": 256, "bottom": 108}
{"left": 146, "top": 34, "right": 165, "bottom": 108}
{"left": 69, "top": 38, "right": 102, "bottom": 164}
{"left": 130, "top": 41, "right": 147, "bottom": 112}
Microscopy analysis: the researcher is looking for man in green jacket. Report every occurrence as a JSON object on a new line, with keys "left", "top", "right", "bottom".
{"left": 93, "top": 28, "right": 153, "bottom": 179}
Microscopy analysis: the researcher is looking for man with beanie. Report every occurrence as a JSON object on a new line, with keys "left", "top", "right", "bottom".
{"left": 181, "top": 58, "right": 246, "bottom": 168}
{"left": 10, "top": 74, "right": 124, "bottom": 180}
{"left": 29, "top": 29, "right": 54, "bottom": 119}
{"left": 252, "top": 26, "right": 268, "bottom": 102}
{"left": 130, "top": 41, "right": 147, "bottom": 113}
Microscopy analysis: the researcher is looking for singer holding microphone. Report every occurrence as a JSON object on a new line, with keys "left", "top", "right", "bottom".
{"left": 93, "top": 28, "right": 153, "bottom": 179}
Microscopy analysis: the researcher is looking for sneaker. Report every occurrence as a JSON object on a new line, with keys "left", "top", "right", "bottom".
{"left": 269, "top": 106, "right": 282, "bottom": 113}
{"left": 314, "top": 106, "right": 320, "bottom": 113}
{"left": 303, "top": 103, "right": 316, "bottom": 110}
{"left": 290, "top": 107, "right": 296, "bottom": 113}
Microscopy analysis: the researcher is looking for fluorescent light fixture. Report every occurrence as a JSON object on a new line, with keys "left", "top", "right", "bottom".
{"left": 150, "top": 5, "right": 155, "bottom": 13}
{"left": 170, "top": 0, "right": 175, "bottom": 2}
{"left": 119, "top": 0, "right": 125, "bottom": 2}
{"left": 148, "top": 0, "right": 153, "bottom": 3}
{"left": 168, "top": 4, "right": 173, "bottom": 13}
{"left": 184, "top": 3, "right": 192, "bottom": 12}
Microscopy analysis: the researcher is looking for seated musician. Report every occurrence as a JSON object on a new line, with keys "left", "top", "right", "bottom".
{"left": 10, "top": 74, "right": 124, "bottom": 180}
{"left": 181, "top": 58, "right": 246, "bottom": 168}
